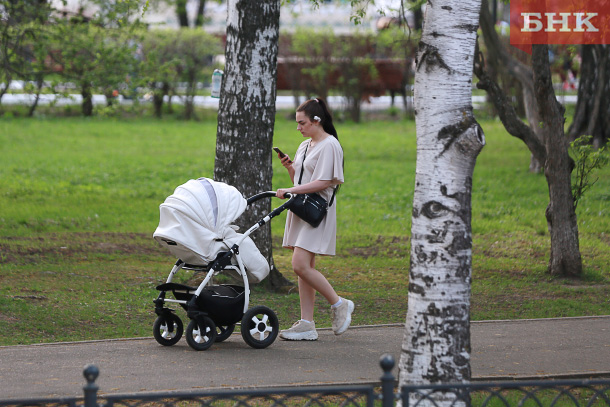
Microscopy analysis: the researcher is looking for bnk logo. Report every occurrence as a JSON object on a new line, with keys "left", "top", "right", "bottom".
{"left": 521, "top": 13, "right": 599, "bottom": 32}
{"left": 510, "top": 0, "right": 610, "bottom": 53}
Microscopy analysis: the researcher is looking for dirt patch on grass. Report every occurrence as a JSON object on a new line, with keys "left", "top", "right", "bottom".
{"left": 0, "top": 312, "right": 19, "bottom": 323}
{"left": 347, "top": 235, "right": 410, "bottom": 258}
{"left": 478, "top": 236, "right": 548, "bottom": 260}
{"left": 0, "top": 232, "right": 167, "bottom": 264}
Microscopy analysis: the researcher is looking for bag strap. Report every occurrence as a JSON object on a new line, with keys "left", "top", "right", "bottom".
{"left": 297, "top": 141, "right": 338, "bottom": 207}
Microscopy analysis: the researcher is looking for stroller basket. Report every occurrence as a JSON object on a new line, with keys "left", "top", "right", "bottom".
{"left": 196, "top": 285, "right": 245, "bottom": 326}
{"left": 156, "top": 283, "right": 245, "bottom": 327}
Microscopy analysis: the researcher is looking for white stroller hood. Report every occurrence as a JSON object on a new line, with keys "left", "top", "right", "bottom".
{"left": 153, "top": 178, "right": 270, "bottom": 283}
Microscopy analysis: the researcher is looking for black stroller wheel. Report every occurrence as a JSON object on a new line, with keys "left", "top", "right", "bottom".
{"left": 215, "top": 324, "right": 235, "bottom": 342}
{"left": 240, "top": 306, "right": 279, "bottom": 349}
{"left": 153, "top": 314, "right": 183, "bottom": 346}
{"left": 186, "top": 317, "right": 217, "bottom": 351}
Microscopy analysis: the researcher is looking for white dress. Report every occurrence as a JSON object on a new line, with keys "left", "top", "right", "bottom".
{"left": 282, "top": 136, "right": 344, "bottom": 255}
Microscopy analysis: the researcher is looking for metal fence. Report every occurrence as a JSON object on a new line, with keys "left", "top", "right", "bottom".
{"left": 2, "top": 355, "right": 609, "bottom": 407}
{"left": 401, "top": 379, "right": 610, "bottom": 407}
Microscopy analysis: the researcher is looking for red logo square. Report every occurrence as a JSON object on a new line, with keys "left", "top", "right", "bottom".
{"left": 510, "top": 0, "right": 610, "bottom": 53}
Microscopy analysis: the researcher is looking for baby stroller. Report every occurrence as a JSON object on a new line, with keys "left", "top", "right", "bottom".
{"left": 152, "top": 178, "right": 295, "bottom": 351}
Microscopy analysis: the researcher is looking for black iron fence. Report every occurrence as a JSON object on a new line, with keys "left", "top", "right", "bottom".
{"left": 401, "top": 379, "right": 610, "bottom": 407}
{"left": 1, "top": 355, "right": 609, "bottom": 407}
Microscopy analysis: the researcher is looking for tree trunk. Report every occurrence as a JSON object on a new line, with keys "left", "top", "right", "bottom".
{"left": 105, "top": 90, "right": 115, "bottom": 107}
{"left": 479, "top": 0, "right": 543, "bottom": 172}
{"left": 531, "top": 45, "right": 583, "bottom": 277}
{"left": 27, "top": 75, "right": 44, "bottom": 117}
{"left": 152, "top": 82, "right": 169, "bottom": 118}
{"left": 0, "top": 79, "right": 11, "bottom": 106}
{"left": 568, "top": 45, "right": 610, "bottom": 148}
{"left": 153, "top": 94, "right": 163, "bottom": 118}
{"left": 398, "top": 0, "right": 485, "bottom": 404}
{"left": 176, "top": 0, "right": 189, "bottom": 28}
{"left": 81, "top": 82, "right": 93, "bottom": 116}
{"left": 214, "top": 0, "right": 293, "bottom": 290}
{"left": 195, "top": 0, "right": 207, "bottom": 27}
{"left": 475, "top": 8, "right": 584, "bottom": 278}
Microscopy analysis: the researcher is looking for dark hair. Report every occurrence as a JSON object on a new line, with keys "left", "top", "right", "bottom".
{"left": 296, "top": 98, "right": 338, "bottom": 140}
{"left": 297, "top": 98, "right": 343, "bottom": 196}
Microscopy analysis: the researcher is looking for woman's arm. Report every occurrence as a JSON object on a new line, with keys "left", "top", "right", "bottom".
{"left": 276, "top": 179, "right": 334, "bottom": 199}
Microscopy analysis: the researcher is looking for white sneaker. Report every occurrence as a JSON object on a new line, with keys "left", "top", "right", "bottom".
{"left": 331, "top": 298, "right": 354, "bottom": 335}
{"left": 279, "top": 320, "right": 318, "bottom": 341}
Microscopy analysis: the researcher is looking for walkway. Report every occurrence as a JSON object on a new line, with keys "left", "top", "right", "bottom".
{"left": 0, "top": 316, "right": 608, "bottom": 399}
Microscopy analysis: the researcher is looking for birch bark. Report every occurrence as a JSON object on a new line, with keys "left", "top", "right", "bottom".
{"left": 214, "top": 1, "right": 291, "bottom": 288}
{"left": 398, "top": 0, "right": 485, "bottom": 404}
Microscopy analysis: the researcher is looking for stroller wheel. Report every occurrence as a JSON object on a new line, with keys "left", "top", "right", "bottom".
{"left": 240, "top": 306, "right": 279, "bottom": 349}
{"left": 153, "top": 314, "right": 183, "bottom": 346}
{"left": 215, "top": 324, "right": 235, "bottom": 343}
{"left": 186, "top": 317, "right": 217, "bottom": 351}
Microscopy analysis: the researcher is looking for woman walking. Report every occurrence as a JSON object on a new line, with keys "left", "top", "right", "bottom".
{"left": 276, "top": 98, "right": 354, "bottom": 341}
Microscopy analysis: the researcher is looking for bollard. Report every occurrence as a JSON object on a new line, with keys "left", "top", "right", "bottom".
{"left": 380, "top": 354, "right": 396, "bottom": 407}
{"left": 211, "top": 69, "right": 223, "bottom": 98}
{"left": 83, "top": 364, "right": 99, "bottom": 407}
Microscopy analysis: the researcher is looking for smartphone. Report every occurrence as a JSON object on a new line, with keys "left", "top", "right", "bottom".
{"left": 273, "top": 147, "right": 292, "bottom": 163}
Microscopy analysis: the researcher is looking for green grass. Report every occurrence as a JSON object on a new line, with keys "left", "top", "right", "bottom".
{"left": 0, "top": 115, "right": 609, "bottom": 346}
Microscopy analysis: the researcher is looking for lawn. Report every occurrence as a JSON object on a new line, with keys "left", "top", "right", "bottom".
{"left": 0, "top": 114, "right": 608, "bottom": 345}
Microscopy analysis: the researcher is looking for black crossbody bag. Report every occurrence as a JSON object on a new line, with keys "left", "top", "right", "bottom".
{"left": 288, "top": 143, "right": 337, "bottom": 228}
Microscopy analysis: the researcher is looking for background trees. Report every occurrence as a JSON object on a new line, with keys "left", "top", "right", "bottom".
{"left": 475, "top": 0, "right": 584, "bottom": 277}
{"left": 278, "top": 27, "right": 411, "bottom": 122}
{"left": 172, "top": 29, "right": 222, "bottom": 119}
{"left": 0, "top": 0, "right": 149, "bottom": 116}
{"left": 139, "top": 30, "right": 181, "bottom": 118}
{"left": 568, "top": 45, "right": 610, "bottom": 148}
{"left": 49, "top": 23, "right": 138, "bottom": 116}
{"left": 0, "top": 0, "right": 54, "bottom": 109}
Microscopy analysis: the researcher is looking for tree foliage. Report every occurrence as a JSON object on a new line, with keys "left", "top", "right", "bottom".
{"left": 49, "top": 23, "right": 139, "bottom": 116}
{"left": 570, "top": 135, "right": 610, "bottom": 210}
{"left": 285, "top": 27, "right": 411, "bottom": 121}
{"left": 172, "top": 29, "right": 221, "bottom": 119}
{"left": 0, "top": 0, "right": 149, "bottom": 116}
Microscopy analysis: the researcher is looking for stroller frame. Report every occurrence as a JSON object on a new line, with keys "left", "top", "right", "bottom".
{"left": 153, "top": 191, "right": 295, "bottom": 351}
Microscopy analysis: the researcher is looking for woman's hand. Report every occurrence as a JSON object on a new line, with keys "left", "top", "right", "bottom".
{"left": 280, "top": 154, "right": 293, "bottom": 168}
{"left": 276, "top": 179, "right": 334, "bottom": 199}
{"left": 279, "top": 154, "right": 295, "bottom": 183}
{"left": 276, "top": 188, "right": 292, "bottom": 199}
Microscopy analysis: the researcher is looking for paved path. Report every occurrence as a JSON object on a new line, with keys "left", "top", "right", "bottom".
{"left": 1, "top": 316, "right": 609, "bottom": 399}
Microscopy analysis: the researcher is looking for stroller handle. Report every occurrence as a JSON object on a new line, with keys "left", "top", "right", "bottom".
{"left": 241, "top": 192, "right": 295, "bottom": 235}
{"left": 246, "top": 191, "right": 293, "bottom": 205}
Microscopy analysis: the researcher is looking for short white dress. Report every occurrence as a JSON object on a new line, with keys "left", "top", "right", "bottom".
{"left": 282, "top": 136, "right": 344, "bottom": 255}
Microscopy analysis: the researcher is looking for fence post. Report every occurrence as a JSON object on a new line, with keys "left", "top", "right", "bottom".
{"left": 380, "top": 354, "right": 395, "bottom": 407}
{"left": 83, "top": 364, "right": 99, "bottom": 407}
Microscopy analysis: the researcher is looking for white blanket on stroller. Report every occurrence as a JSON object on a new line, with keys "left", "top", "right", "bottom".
{"left": 153, "top": 178, "right": 270, "bottom": 283}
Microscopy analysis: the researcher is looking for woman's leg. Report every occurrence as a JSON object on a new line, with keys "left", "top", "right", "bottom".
{"left": 298, "top": 277, "right": 316, "bottom": 321}
{"left": 292, "top": 247, "right": 340, "bottom": 321}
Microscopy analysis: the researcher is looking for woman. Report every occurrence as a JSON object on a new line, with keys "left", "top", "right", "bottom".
{"left": 276, "top": 98, "right": 354, "bottom": 341}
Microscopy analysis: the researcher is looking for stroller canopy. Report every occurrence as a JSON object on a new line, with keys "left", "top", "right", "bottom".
{"left": 153, "top": 178, "right": 269, "bottom": 282}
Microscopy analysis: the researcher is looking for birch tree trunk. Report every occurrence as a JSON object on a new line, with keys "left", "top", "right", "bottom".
{"left": 214, "top": 0, "right": 292, "bottom": 289}
{"left": 398, "top": 0, "right": 485, "bottom": 405}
